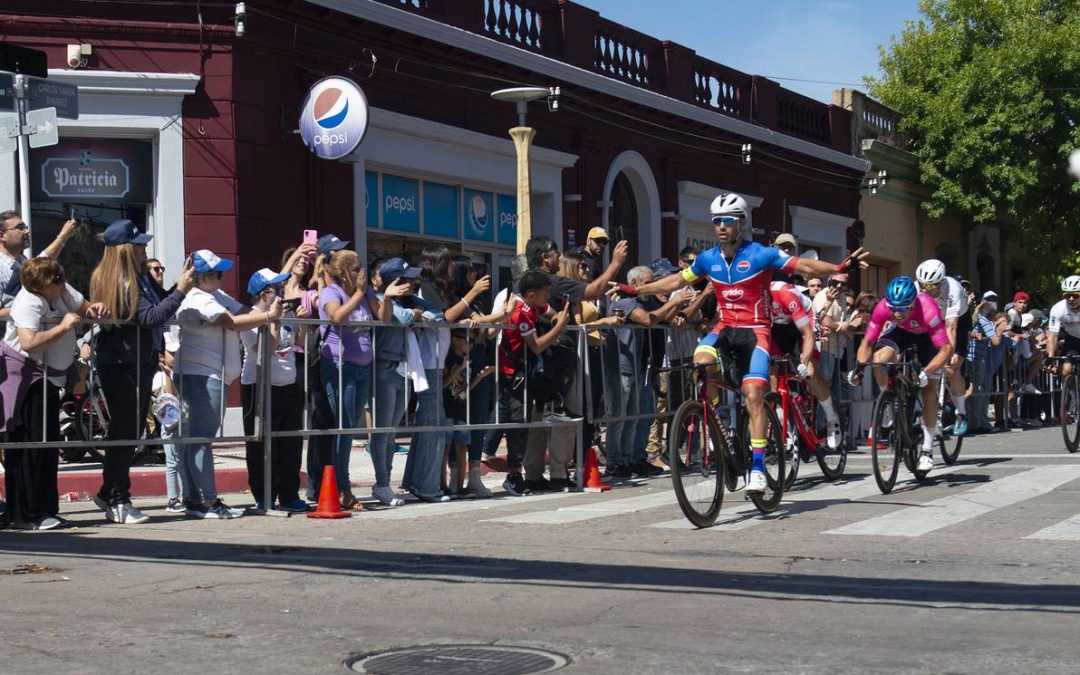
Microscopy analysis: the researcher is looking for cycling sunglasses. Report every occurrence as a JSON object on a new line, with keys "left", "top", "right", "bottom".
{"left": 1066, "top": 293, "right": 1080, "bottom": 300}
{"left": 886, "top": 303, "right": 913, "bottom": 313}
{"left": 918, "top": 281, "right": 940, "bottom": 291}
{"left": 711, "top": 216, "right": 741, "bottom": 225}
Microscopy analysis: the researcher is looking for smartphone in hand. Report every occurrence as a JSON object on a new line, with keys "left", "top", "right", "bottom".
{"left": 303, "top": 229, "right": 318, "bottom": 246}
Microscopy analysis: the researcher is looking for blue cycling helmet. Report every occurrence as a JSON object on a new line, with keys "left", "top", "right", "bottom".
{"left": 885, "top": 275, "right": 918, "bottom": 308}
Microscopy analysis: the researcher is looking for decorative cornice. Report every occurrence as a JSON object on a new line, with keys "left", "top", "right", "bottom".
{"left": 46, "top": 70, "right": 201, "bottom": 98}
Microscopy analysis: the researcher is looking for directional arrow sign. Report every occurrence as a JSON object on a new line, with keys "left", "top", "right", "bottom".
{"left": 0, "top": 73, "right": 14, "bottom": 113}
{"left": 26, "top": 107, "right": 58, "bottom": 149}
{"left": 27, "top": 78, "right": 78, "bottom": 120}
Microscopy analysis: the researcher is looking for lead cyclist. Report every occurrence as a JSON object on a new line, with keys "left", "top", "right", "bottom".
{"left": 625, "top": 193, "right": 868, "bottom": 493}
{"left": 914, "top": 259, "right": 970, "bottom": 435}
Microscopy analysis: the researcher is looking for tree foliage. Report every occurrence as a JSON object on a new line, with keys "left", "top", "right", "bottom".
{"left": 868, "top": 0, "right": 1080, "bottom": 298}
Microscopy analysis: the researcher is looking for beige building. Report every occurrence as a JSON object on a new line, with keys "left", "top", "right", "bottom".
{"left": 833, "top": 89, "right": 1000, "bottom": 295}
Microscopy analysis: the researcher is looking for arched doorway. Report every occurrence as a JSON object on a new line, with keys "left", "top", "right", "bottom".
{"left": 610, "top": 172, "right": 639, "bottom": 275}
{"left": 602, "top": 150, "right": 661, "bottom": 275}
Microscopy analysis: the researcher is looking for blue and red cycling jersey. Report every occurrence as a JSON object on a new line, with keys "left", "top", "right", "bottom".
{"left": 680, "top": 240, "right": 799, "bottom": 329}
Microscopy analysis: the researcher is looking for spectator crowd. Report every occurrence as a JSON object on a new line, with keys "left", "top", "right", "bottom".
{"left": 0, "top": 210, "right": 1065, "bottom": 530}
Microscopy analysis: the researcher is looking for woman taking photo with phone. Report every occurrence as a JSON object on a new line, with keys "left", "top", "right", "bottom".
{"left": 90, "top": 219, "right": 194, "bottom": 524}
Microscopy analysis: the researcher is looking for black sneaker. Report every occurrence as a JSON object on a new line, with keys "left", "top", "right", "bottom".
{"left": 605, "top": 464, "right": 632, "bottom": 479}
{"left": 524, "top": 477, "right": 553, "bottom": 492}
{"left": 631, "top": 460, "right": 665, "bottom": 478}
{"left": 502, "top": 472, "right": 532, "bottom": 497}
{"left": 548, "top": 477, "right": 575, "bottom": 491}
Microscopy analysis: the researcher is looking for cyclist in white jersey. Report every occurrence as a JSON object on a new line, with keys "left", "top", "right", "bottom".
{"left": 1048, "top": 275, "right": 1080, "bottom": 376}
{"left": 915, "top": 259, "right": 971, "bottom": 435}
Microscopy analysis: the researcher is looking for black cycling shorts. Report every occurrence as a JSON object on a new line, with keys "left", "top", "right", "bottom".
{"left": 955, "top": 311, "right": 971, "bottom": 362}
{"left": 770, "top": 323, "right": 802, "bottom": 359}
{"left": 1060, "top": 333, "right": 1080, "bottom": 356}
{"left": 877, "top": 327, "right": 937, "bottom": 371}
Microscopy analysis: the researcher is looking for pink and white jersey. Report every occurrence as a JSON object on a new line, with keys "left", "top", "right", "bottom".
{"left": 769, "top": 281, "right": 813, "bottom": 327}
{"left": 865, "top": 293, "right": 949, "bottom": 348}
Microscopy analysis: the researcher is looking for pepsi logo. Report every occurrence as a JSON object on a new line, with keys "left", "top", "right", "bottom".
{"left": 721, "top": 288, "right": 744, "bottom": 300}
{"left": 736, "top": 260, "right": 751, "bottom": 272}
{"left": 313, "top": 88, "right": 349, "bottom": 129}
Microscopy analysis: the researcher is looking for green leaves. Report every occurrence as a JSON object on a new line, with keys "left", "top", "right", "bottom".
{"left": 869, "top": 0, "right": 1080, "bottom": 298}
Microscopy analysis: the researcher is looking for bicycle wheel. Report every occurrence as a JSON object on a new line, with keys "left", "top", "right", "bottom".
{"left": 816, "top": 412, "right": 848, "bottom": 480}
{"left": 768, "top": 393, "right": 799, "bottom": 492}
{"left": 870, "top": 390, "right": 901, "bottom": 494}
{"left": 937, "top": 389, "right": 963, "bottom": 465}
{"left": 740, "top": 404, "right": 786, "bottom": 513}
{"left": 1063, "top": 373, "right": 1080, "bottom": 453}
{"left": 669, "top": 400, "right": 725, "bottom": 527}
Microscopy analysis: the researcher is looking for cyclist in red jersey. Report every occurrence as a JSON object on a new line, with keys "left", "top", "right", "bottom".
{"left": 626, "top": 193, "right": 868, "bottom": 493}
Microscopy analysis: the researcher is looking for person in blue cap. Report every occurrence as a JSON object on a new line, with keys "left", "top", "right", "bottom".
{"left": 239, "top": 268, "right": 310, "bottom": 513}
{"left": 89, "top": 219, "right": 195, "bottom": 525}
{"left": 172, "top": 249, "right": 283, "bottom": 519}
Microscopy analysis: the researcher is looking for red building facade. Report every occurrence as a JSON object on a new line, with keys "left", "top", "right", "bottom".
{"left": 2, "top": 0, "right": 866, "bottom": 294}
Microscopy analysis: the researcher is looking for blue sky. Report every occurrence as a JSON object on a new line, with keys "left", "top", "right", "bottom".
{"left": 575, "top": 0, "right": 923, "bottom": 103}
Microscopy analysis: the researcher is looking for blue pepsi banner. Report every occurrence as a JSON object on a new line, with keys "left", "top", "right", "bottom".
{"left": 299, "top": 76, "right": 369, "bottom": 160}
{"left": 496, "top": 194, "right": 517, "bottom": 246}
{"left": 382, "top": 174, "right": 420, "bottom": 233}
{"left": 365, "top": 171, "right": 379, "bottom": 228}
{"left": 424, "top": 181, "right": 458, "bottom": 239}
{"left": 463, "top": 189, "right": 494, "bottom": 242}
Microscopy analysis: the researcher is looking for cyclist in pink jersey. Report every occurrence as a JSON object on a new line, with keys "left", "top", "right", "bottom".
{"left": 626, "top": 192, "right": 869, "bottom": 494}
{"left": 849, "top": 276, "right": 954, "bottom": 473}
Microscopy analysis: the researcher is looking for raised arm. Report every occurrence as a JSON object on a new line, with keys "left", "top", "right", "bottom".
{"left": 794, "top": 247, "right": 870, "bottom": 278}
{"left": 583, "top": 240, "right": 629, "bottom": 301}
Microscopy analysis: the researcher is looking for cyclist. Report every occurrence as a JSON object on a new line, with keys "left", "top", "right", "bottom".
{"left": 768, "top": 280, "right": 842, "bottom": 449}
{"left": 1047, "top": 275, "right": 1080, "bottom": 376}
{"left": 623, "top": 192, "right": 867, "bottom": 494}
{"left": 848, "top": 276, "right": 954, "bottom": 473}
{"left": 915, "top": 259, "right": 971, "bottom": 435}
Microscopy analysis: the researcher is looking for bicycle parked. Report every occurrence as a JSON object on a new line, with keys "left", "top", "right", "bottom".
{"left": 769, "top": 356, "right": 848, "bottom": 490}
{"left": 668, "top": 360, "right": 785, "bottom": 528}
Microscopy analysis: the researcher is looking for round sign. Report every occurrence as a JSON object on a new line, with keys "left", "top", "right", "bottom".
{"left": 299, "top": 76, "right": 369, "bottom": 160}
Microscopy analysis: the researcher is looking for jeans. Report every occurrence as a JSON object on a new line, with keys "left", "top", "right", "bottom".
{"left": 402, "top": 368, "right": 444, "bottom": 496}
{"left": 97, "top": 363, "right": 155, "bottom": 505}
{"left": 633, "top": 375, "right": 656, "bottom": 464}
{"left": 162, "top": 425, "right": 180, "bottom": 501}
{"left": 176, "top": 374, "right": 223, "bottom": 505}
{"left": 604, "top": 371, "right": 639, "bottom": 467}
{"left": 321, "top": 358, "right": 372, "bottom": 494}
{"left": 370, "top": 359, "right": 407, "bottom": 488}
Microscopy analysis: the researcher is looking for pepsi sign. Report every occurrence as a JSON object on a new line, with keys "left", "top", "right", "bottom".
{"left": 299, "top": 76, "right": 369, "bottom": 160}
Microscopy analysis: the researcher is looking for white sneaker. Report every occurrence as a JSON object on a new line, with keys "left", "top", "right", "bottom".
{"left": 746, "top": 469, "right": 767, "bottom": 494}
{"left": 917, "top": 452, "right": 933, "bottom": 472}
{"left": 826, "top": 420, "right": 842, "bottom": 450}
{"left": 113, "top": 503, "right": 150, "bottom": 524}
{"left": 371, "top": 485, "right": 405, "bottom": 507}
{"left": 203, "top": 499, "right": 244, "bottom": 519}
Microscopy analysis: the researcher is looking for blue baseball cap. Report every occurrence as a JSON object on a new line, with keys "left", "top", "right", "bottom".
{"left": 647, "top": 257, "right": 679, "bottom": 278}
{"left": 103, "top": 219, "right": 153, "bottom": 246}
{"left": 378, "top": 257, "right": 422, "bottom": 284}
{"left": 191, "top": 249, "right": 234, "bottom": 276}
{"left": 317, "top": 233, "right": 350, "bottom": 255}
{"left": 247, "top": 268, "right": 290, "bottom": 296}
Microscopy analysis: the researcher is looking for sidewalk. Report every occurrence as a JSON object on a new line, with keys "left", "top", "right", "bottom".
{"left": 0, "top": 441, "right": 511, "bottom": 501}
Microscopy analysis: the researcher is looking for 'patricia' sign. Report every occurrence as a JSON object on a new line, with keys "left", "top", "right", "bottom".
{"left": 30, "top": 139, "right": 152, "bottom": 203}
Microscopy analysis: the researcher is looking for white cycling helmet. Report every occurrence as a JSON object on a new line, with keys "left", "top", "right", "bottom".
{"left": 1062, "top": 275, "right": 1080, "bottom": 293}
{"left": 915, "top": 259, "right": 946, "bottom": 286}
{"left": 709, "top": 193, "right": 749, "bottom": 218}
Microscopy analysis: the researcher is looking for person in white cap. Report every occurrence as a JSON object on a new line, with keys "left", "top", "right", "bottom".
{"left": 173, "top": 249, "right": 282, "bottom": 519}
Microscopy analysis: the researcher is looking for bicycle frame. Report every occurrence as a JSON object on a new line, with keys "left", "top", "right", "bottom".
{"left": 774, "top": 363, "right": 821, "bottom": 453}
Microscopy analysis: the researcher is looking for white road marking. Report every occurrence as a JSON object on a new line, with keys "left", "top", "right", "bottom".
{"left": 1025, "top": 513, "right": 1080, "bottom": 541}
{"left": 483, "top": 489, "right": 680, "bottom": 524}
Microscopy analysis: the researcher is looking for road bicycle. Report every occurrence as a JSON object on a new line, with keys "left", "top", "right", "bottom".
{"left": 1050, "top": 355, "right": 1080, "bottom": 453}
{"left": 860, "top": 349, "right": 932, "bottom": 494}
{"left": 768, "top": 356, "right": 848, "bottom": 491}
{"left": 667, "top": 359, "right": 785, "bottom": 528}
{"left": 936, "top": 375, "right": 964, "bottom": 465}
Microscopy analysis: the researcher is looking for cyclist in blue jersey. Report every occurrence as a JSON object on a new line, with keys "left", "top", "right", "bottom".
{"left": 625, "top": 193, "right": 868, "bottom": 493}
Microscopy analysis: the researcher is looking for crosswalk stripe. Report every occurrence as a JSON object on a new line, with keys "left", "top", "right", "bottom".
{"left": 483, "top": 489, "right": 677, "bottom": 524}
{"left": 650, "top": 465, "right": 967, "bottom": 530}
{"left": 824, "top": 465, "right": 1080, "bottom": 537}
{"left": 359, "top": 491, "right": 575, "bottom": 520}
{"left": 1024, "top": 513, "right": 1080, "bottom": 541}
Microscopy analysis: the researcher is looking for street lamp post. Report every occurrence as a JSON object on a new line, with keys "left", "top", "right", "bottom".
{"left": 491, "top": 86, "right": 551, "bottom": 254}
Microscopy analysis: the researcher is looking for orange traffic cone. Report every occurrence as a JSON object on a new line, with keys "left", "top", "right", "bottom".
{"left": 583, "top": 446, "right": 610, "bottom": 492}
{"left": 307, "top": 465, "right": 353, "bottom": 519}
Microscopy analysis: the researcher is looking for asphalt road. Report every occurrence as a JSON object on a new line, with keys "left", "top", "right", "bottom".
{"left": 3, "top": 426, "right": 1080, "bottom": 674}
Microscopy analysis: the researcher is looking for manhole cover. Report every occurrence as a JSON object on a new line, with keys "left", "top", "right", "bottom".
{"left": 344, "top": 644, "right": 571, "bottom": 675}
